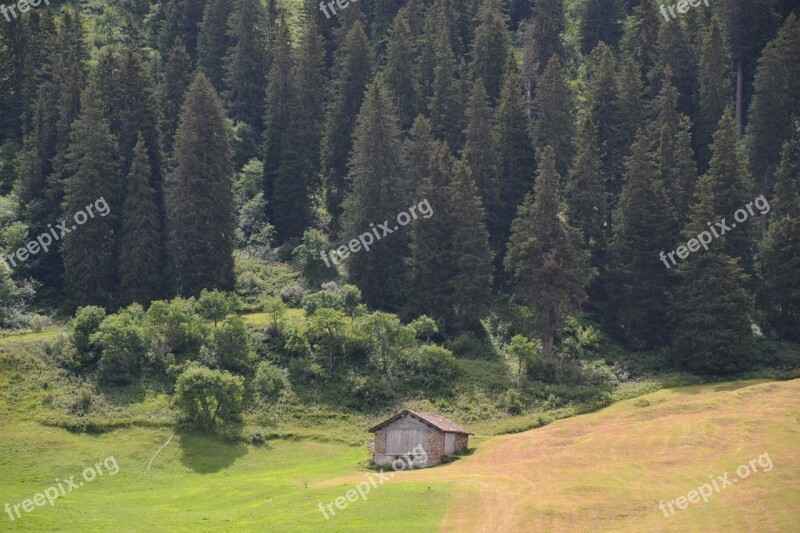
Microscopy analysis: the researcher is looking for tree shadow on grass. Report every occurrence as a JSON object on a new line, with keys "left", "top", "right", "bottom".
{"left": 178, "top": 431, "right": 250, "bottom": 473}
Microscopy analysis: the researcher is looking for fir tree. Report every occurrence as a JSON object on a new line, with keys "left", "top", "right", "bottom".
{"left": 521, "top": 0, "right": 565, "bottom": 94}
{"left": 568, "top": 115, "right": 606, "bottom": 269}
{"left": 470, "top": 0, "right": 510, "bottom": 104}
{"left": 531, "top": 56, "right": 575, "bottom": 178}
{"left": 697, "top": 14, "right": 732, "bottom": 172}
{"left": 505, "top": 146, "right": 594, "bottom": 358}
{"left": 652, "top": 15, "right": 696, "bottom": 119}
{"left": 620, "top": 0, "right": 660, "bottom": 93}
{"left": 383, "top": 10, "right": 419, "bottom": 130}
{"left": 322, "top": 21, "right": 372, "bottom": 228}
{"left": 579, "top": 0, "right": 624, "bottom": 54}
{"left": 224, "top": 0, "right": 270, "bottom": 133}
{"left": 118, "top": 136, "right": 163, "bottom": 306}
{"left": 166, "top": 74, "right": 236, "bottom": 296}
{"left": 160, "top": 38, "right": 193, "bottom": 159}
{"left": 606, "top": 131, "right": 677, "bottom": 349}
{"left": 403, "top": 115, "right": 436, "bottom": 204}
{"left": 429, "top": 16, "right": 465, "bottom": 150}
{"left": 197, "top": 0, "right": 231, "bottom": 93}
{"left": 62, "top": 82, "right": 122, "bottom": 309}
{"left": 342, "top": 79, "right": 407, "bottom": 309}
{"left": 494, "top": 54, "right": 536, "bottom": 247}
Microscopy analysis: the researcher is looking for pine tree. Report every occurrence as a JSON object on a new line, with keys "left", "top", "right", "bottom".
{"left": 0, "top": 20, "right": 25, "bottom": 141}
{"left": 160, "top": 38, "right": 193, "bottom": 158}
{"left": 197, "top": 0, "right": 231, "bottom": 93}
{"left": 505, "top": 146, "right": 594, "bottom": 358}
{"left": 606, "top": 131, "right": 677, "bottom": 349}
{"left": 531, "top": 56, "right": 575, "bottom": 178}
{"left": 747, "top": 13, "right": 800, "bottom": 202}
{"left": 62, "top": 82, "right": 122, "bottom": 309}
{"left": 470, "top": 0, "right": 510, "bottom": 104}
{"left": 652, "top": 15, "right": 696, "bottom": 119}
{"left": 494, "top": 54, "right": 536, "bottom": 248}
{"left": 166, "top": 74, "right": 236, "bottom": 296}
{"left": 463, "top": 78, "right": 501, "bottom": 254}
{"left": 672, "top": 175, "right": 752, "bottom": 374}
{"left": 620, "top": 0, "right": 660, "bottom": 94}
{"left": 706, "top": 108, "right": 755, "bottom": 273}
{"left": 383, "top": 10, "right": 419, "bottom": 130}
{"left": 403, "top": 115, "right": 436, "bottom": 205}
{"left": 224, "top": 0, "right": 270, "bottom": 133}
{"left": 341, "top": 79, "right": 407, "bottom": 309}
{"left": 759, "top": 139, "right": 800, "bottom": 339}
{"left": 322, "top": 21, "right": 372, "bottom": 228}
{"left": 615, "top": 53, "right": 645, "bottom": 156}
{"left": 156, "top": 0, "right": 207, "bottom": 61}
{"left": 429, "top": 15, "right": 465, "bottom": 150}
{"left": 118, "top": 136, "right": 163, "bottom": 306}
{"left": 697, "top": 14, "right": 732, "bottom": 172}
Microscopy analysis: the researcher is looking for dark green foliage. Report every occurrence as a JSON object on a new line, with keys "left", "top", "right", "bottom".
{"left": 322, "top": 21, "right": 372, "bottom": 227}
{"left": 505, "top": 146, "right": 595, "bottom": 358}
{"left": 471, "top": 0, "right": 510, "bottom": 104}
{"left": 160, "top": 38, "right": 193, "bottom": 158}
{"left": 531, "top": 56, "right": 575, "bottom": 178}
{"left": 197, "top": 0, "right": 231, "bottom": 93}
{"left": 568, "top": 116, "right": 606, "bottom": 269}
{"left": 166, "top": 74, "right": 236, "bottom": 296}
{"left": 62, "top": 82, "right": 122, "bottom": 310}
{"left": 383, "top": 10, "right": 419, "bottom": 130}
{"left": 620, "top": 0, "right": 660, "bottom": 90}
{"left": 521, "top": 0, "right": 565, "bottom": 91}
{"left": 293, "top": 230, "right": 339, "bottom": 288}
{"left": 341, "top": 79, "right": 407, "bottom": 309}
{"left": 580, "top": 0, "right": 624, "bottom": 54}
{"left": 72, "top": 306, "right": 107, "bottom": 361}
{"left": 606, "top": 131, "right": 677, "bottom": 349}
{"left": 94, "top": 304, "right": 148, "bottom": 384}
{"left": 213, "top": 315, "right": 254, "bottom": 374}
{"left": 429, "top": 15, "right": 466, "bottom": 150}
{"left": 174, "top": 364, "right": 245, "bottom": 429}
{"left": 697, "top": 15, "right": 732, "bottom": 172}
{"left": 118, "top": 136, "right": 163, "bottom": 306}
{"left": 197, "top": 289, "right": 239, "bottom": 326}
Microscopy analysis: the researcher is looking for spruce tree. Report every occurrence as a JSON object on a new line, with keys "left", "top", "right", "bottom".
{"left": 652, "top": 15, "right": 696, "bottom": 119}
{"left": 463, "top": 78, "right": 501, "bottom": 254}
{"left": 706, "top": 109, "right": 755, "bottom": 274}
{"left": 494, "top": 54, "right": 536, "bottom": 247}
{"left": 119, "top": 136, "right": 163, "bottom": 306}
{"left": 672, "top": 175, "right": 752, "bottom": 374}
{"left": 620, "top": 0, "right": 660, "bottom": 93}
{"left": 166, "top": 74, "right": 236, "bottom": 296}
{"left": 224, "top": 0, "right": 270, "bottom": 133}
{"left": 568, "top": 115, "right": 606, "bottom": 269}
{"left": 197, "top": 0, "right": 231, "bottom": 93}
{"left": 505, "top": 146, "right": 594, "bottom": 358}
{"left": 697, "top": 14, "right": 732, "bottom": 172}
{"left": 322, "top": 21, "right": 372, "bottom": 228}
{"left": 383, "top": 10, "right": 419, "bottom": 130}
{"left": 62, "top": 82, "right": 122, "bottom": 309}
{"left": 429, "top": 17, "right": 465, "bottom": 150}
{"left": 579, "top": 0, "right": 624, "bottom": 54}
{"left": 403, "top": 115, "right": 436, "bottom": 205}
{"left": 531, "top": 56, "right": 575, "bottom": 178}
{"left": 759, "top": 140, "right": 800, "bottom": 340}
{"left": 606, "top": 131, "right": 677, "bottom": 349}
{"left": 470, "top": 0, "right": 510, "bottom": 104}
{"left": 341, "top": 79, "right": 407, "bottom": 309}
{"left": 520, "top": 0, "right": 565, "bottom": 93}
{"left": 160, "top": 38, "right": 193, "bottom": 158}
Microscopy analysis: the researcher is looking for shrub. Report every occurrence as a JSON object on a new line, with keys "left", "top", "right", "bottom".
{"left": 406, "top": 344, "right": 459, "bottom": 389}
{"left": 355, "top": 312, "right": 416, "bottom": 376}
{"left": 93, "top": 305, "right": 148, "bottom": 385}
{"left": 292, "top": 230, "right": 338, "bottom": 288}
{"left": 262, "top": 296, "right": 287, "bottom": 328}
{"left": 252, "top": 361, "right": 286, "bottom": 402}
{"left": 71, "top": 306, "right": 106, "bottom": 364}
{"left": 197, "top": 289, "right": 239, "bottom": 327}
{"left": 410, "top": 315, "right": 439, "bottom": 342}
{"left": 213, "top": 315, "right": 254, "bottom": 374}
{"left": 145, "top": 298, "right": 208, "bottom": 365}
{"left": 174, "top": 365, "right": 245, "bottom": 430}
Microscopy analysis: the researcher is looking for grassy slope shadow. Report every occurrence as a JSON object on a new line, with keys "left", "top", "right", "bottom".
{"left": 178, "top": 432, "right": 250, "bottom": 473}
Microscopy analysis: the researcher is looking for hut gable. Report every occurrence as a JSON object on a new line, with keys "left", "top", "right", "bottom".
{"left": 369, "top": 409, "right": 473, "bottom": 435}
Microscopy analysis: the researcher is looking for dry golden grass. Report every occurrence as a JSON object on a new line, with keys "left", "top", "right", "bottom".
{"left": 322, "top": 379, "right": 800, "bottom": 532}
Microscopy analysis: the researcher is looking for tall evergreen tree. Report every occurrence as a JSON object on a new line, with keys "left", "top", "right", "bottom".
{"left": 759, "top": 139, "right": 800, "bottom": 339}
{"left": 166, "top": 74, "right": 236, "bottom": 296}
{"left": 521, "top": 0, "right": 565, "bottom": 96}
{"left": 429, "top": 16, "right": 465, "bottom": 150}
{"left": 403, "top": 115, "right": 436, "bottom": 204}
{"left": 606, "top": 131, "right": 677, "bottom": 349}
{"left": 119, "top": 136, "right": 163, "bottom": 306}
{"left": 568, "top": 115, "right": 606, "bottom": 270}
{"left": 579, "top": 0, "right": 624, "bottom": 54}
{"left": 697, "top": 14, "right": 732, "bottom": 172}
{"left": 62, "top": 82, "right": 122, "bottom": 309}
{"left": 505, "top": 146, "right": 594, "bottom": 358}
{"left": 156, "top": 0, "right": 207, "bottom": 61}
{"left": 342, "top": 79, "right": 407, "bottom": 309}
{"left": 223, "top": 0, "right": 270, "bottom": 133}
{"left": 160, "top": 38, "right": 193, "bottom": 158}
{"left": 652, "top": 15, "right": 696, "bottom": 119}
{"left": 197, "top": 0, "right": 231, "bottom": 93}
{"left": 383, "top": 10, "right": 419, "bottom": 130}
{"left": 494, "top": 54, "right": 536, "bottom": 248}
{"left": 531, "top": 56, "right": 575, "bottom": 178}
{"left": 470, "top": 0, "right": 510, "bottom": 104}
{"left": 322, "top": 21, "right": 372, "bottom": 228}
{"left": 620, "top": 0, "right": 660, "bottom": 93}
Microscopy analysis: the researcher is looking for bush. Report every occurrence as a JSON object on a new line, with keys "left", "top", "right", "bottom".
{"left": 213, "top": 315, "right": 255, "bottom": 374}
{"left": 71, "top": 306, "right": 106, "bottom": 365}
{"left": 445, "top": 332, "right": 495, "bottom": 360}
{"left": 197, "top": 289, "right": 239, "bottom": 327}
{"left": 145, "top": 297, "right": 208, "bottom": 365}
{"left": 174, "top": 364, "right": 245, "bottom": 430}
{"left": 406, "top": 344, "right": 459, "bottom": 390}
{"left": 252, "top": 361, "right": 286, "bottom": 402}
{"left": 292, "top": 230, "right": 339, "bottom": 288}
{"left": 93, "top": 305, "right": 148, "bottom": 385}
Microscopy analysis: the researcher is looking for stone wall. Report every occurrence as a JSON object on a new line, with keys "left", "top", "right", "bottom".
{"left": 453, "top": 433, "right": 469, "bottom": 453}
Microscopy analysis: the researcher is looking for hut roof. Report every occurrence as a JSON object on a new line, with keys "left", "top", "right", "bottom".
{"left": 368, "top": 409, "right": 473, "bottom": 435}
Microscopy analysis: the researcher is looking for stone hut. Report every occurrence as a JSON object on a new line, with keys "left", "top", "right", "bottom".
{"left": 368, "top": 410, "right": 473, "bottom": 469}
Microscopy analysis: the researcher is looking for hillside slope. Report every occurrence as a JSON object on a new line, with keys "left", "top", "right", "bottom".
{"left": 323, "top": 379, "right": 800, "bottom": 532}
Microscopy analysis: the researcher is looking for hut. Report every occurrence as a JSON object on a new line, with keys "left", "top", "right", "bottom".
{"left": 368, "top": 409, "right": 473, "bottom": 468}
